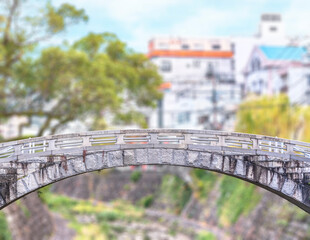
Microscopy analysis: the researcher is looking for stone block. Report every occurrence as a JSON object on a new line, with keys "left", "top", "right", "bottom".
{"left": 107, "top": 151, "right": 123, "bottom": 167}
{"left": 234, "top": 159, "right": 245, "bottom": 176}
{"left": 148, "top": 149, "right": 161, "bottom": 164}
{"left": 172, "top": 150, "right": 187, "bottom": 165}
{"left": 211, "top": 154, "right": 223, "bottom": 170}
{"left": 187, "top": 151, "right": 199, "bottom": 166}
{"left": 199, "top": 152, "right": 212, "bottom": 168}
{"left": 21, "top": 173, "right": 39, "bottom": 192}
{"left": 161, "top": 149, "right": 173, "bottom": 164}
{"left": 123, "top": 150, "right": 136, "bottom": 165}
{"left": 281, "top": 179, "right": 296, "bottom": 196}
{"left": 71, "top": 157, "right": 86, "bottom": 173}
{"left": 269, "top": 173, "right": 280, "bottom": 190}
{"left": 85, "top": 153, "right": 104, "bottom": 171}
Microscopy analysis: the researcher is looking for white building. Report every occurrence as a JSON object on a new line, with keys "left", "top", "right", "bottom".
{"left": 147, "top": 37, "right": 241, "bottom": 130}
{"left": 232, "top": 13, "right": 289, "bottom": 85}
{"left": 244, "top": 45, "right": 310, "bottom": 104}
{"left": 0, "top": 116, "right": 28, "bottom": 140}
{"left": 147, "top": 13, "right": 292, "bottom": 130}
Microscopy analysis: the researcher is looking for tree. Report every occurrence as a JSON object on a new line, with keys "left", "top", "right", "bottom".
{"left": 235, "top": 94, "right": 310, "bottom": 141}
{"left": 0, "top": 1, "right": 162, "bottom": 137}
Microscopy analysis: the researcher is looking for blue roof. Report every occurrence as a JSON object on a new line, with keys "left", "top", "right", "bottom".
{"left": 259, "top": 46, "right": 307, "bottom": 61}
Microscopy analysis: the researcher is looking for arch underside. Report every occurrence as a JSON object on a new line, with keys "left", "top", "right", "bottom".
{"left": 1, "top": 147, "right": 310, "bottom": 213}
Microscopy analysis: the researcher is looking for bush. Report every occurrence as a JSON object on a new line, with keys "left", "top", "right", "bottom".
{"left": 0, "top": 211, "right": 11, "bottom": 240}
{"left": 130, "top": 171, "right": 142, "bottom": 183}
{"left": 96, "top": 211, "right": 123, "bottom": 222}
{"left": 138, "top": 195, "right": 154, "bottom": 208}
{"left": 196, "top": 231, "right": 216, "bottom": 240}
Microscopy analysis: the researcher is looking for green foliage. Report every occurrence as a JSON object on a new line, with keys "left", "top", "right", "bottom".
{"left": 130, "top": 171, "right": 142, "bottom": 183}
{"left": 0, "top": 1, "right": 162, "bottom": 137}
{"left": 190, "top": 169, "right": 216, "bottom": 200}
{"left": 37, "top": 185, "right": 52, "bottom": 204}
{"left": 217, "top": 176, "right": 261, "bottom": 226}
{"left": 159, "top": 175, "right": 192, "bottom": 214}
{"left": 138, "top": 194, "right": 154, "bottom": 208}
{"left": 0, "top": 211, "right": 12, "bottom": 240}
{"left": 236, "top": 94, "right": 310, "bottom": 141}
{"left": 196, "top": 231, "right": 217, "bottom": 240}
{"left": 168, "top": 221, "right": 178, "bottom": 236}
{"left": 43, "top": 192, "right": 145, "bottom": 239}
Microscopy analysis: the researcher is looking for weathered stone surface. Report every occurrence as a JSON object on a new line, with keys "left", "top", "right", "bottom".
{"left": 199, "top": 152, "right": 212, "bottom": 168}
{"left": 85, "top": 153, "right": 104, "bottom": 170}
{"left": 211, "top": 154, "right": 223, "bottom": 170}
{"left": 173, "top": 150, "right": 187, "bottom": 165}
{"left": 281, "top": 179, "right": 296, "bottom": 196}
{"left": 148, "top": 149, "right": 161, "bottom": 164}
{"left": 187, "top": 151, "right": 199, "bottom": 165}
{"left": 124, "top": 150, "right": 136, "bottom": 165}
{"left": 235, "top": 159, "right": 245, "bottom": 176}
{"left": 107, "top": 151, "right": 123, "bottom": 167}
{"left": 1, "top": 128, "right": 310, "bottom": 214}
{"left": 161, "top": 149, "right": 173, "bottom": 164}
{"left": 269, "top": 173, "right": 280, "bottom": 190}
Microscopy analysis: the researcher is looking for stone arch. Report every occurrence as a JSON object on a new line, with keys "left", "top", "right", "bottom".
{"left": 0, "top": 129, "right": 310, "bottom": 213}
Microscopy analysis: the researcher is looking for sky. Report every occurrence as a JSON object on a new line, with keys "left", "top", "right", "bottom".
{"left": 49, "top": 0, "right": 310, "bottom": 52}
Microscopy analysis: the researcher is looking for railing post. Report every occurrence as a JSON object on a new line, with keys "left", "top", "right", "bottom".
{"left": 184, "top": 134, "right": 192, "bottom": 145}
{"left": 47, "top": 140, "right": 56, "bottom": 151}
{"left": 217, "top": 135, "right": 225, "bottom": 147}
{"left": 83, "top": 136, "right": 91, "bottom": 147}
{"left": 252, "top": 138, "right": 258, "bottom": 150}
{"left": 116, "top": 134, "right": 125, "bottom": 145}
{"left": 286, "top": 143, "right": 294, "bottom": 154}
{"left": 149, "top": 133, "right": 159, "bottom": 144}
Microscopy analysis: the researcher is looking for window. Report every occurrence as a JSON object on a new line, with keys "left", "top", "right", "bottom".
{"left": 212, "top": 44, "right": 221, "bottom": 50}
{"left": 198, "top": 115, "right": 209, "bottom": 124}
{"left": 230, "top": 88, "right": 235, "bottom": 99}
{"left": 231, "top": 59, "right": 235, "bottom": 71}
{"left": 194, "top": 43, "right": 203, "bottom": 50}
{"left": 161, "top": 60, "right": 172, "bottom": 72}
{"left": 258, "top": 79, "right": 264, "bottom": 94}
{"left": 178, "top": 112, "right": 191, "bottom": 124}
{"left": 182, "top": 44, "right": 190, "bottom": 50}
{"left": 231, "top": 43, "right": 235, "bottom": 52}
{"left": 193, "top": 60, "right": 200, "bottom": 68}
{"left": 251, "top": 58, "right": 261, "bottom": 72}
{"left": 159, "top": 42, "right": 168, "bottom": 49}
{"left": 270, "top": 26, "right": 277, "bottom": 32}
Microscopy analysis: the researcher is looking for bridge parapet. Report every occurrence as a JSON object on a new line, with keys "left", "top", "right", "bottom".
{"left": 0, "top": 129, "right": 310, "bottom": 162}
{"left": 0, "top": 129, "right": 310, "bottom": 213}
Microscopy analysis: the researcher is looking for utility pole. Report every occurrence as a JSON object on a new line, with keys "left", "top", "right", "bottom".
{"left": 206, "top": 63, "right": 219, "bottom": 130}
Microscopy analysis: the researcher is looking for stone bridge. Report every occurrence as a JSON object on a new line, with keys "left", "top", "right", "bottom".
{"left": 0, "top": 129, "right": 310, "bottom": 213}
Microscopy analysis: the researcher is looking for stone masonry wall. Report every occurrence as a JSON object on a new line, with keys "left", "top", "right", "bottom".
{"left": 3, "top": 192, "right": 53, "bottom": 240}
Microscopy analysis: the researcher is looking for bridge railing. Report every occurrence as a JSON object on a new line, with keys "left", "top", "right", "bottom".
{"left": 0, "top": 129, "right": 310, "bottom": 162}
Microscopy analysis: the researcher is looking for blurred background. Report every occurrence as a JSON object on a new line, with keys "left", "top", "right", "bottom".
{"left": 0, "top": 0, "right": 310, "bottom": 239}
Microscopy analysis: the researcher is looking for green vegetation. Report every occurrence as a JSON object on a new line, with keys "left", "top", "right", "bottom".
{"left": 0, "top": 0, "right": 162, "bottom": 139}
{"left": 191, "top": 169, "right": 217, "bottom": 200}
{"left": 138, "top": 194, "right": 154, "bottom": 208}
{"left": 236, "top": 94, "right": 310, "bottom": 141}
{"left": 0, "top": 211, "right": 12, "bottom": 240}
{"left": 40, "top": 186, "right": 145, "bottom": 239}
{"left": 217, "top": 176, "right": 261, "bottom": 227}
{"left": 159, "top": 175, "right": 192, "bottom": 214}
{"left": 130, "top": 171, "right": 142, "bottom": 183}
{"left": 196, "top": 231, "right": 217, "bottom": 240}
{"left": 168, "top": 221, "right": 178, "bottom": 236}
